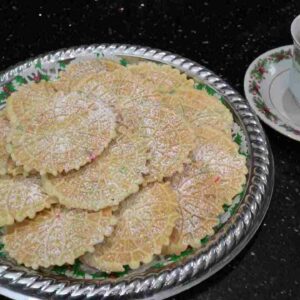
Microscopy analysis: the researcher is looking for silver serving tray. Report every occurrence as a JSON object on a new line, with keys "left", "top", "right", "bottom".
{"left": 0, "top": 44, "right": 274, "bottom": 300}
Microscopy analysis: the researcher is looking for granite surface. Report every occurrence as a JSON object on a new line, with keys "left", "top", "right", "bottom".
{"left": 0, "top": 1, "right": 300, "bottom": 299}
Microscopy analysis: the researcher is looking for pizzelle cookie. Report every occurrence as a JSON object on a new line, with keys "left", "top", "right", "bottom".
{"left": 53, "top": 59, "right": 124, "bottom": 93}
{"left": 193, "top": 127, "right": 247, "bottom": 206}
{"left": 3, "top": 205, "right": 117, "bottom": 269}
{"left": 160, "top": 88, "right": 233, "bottom": 136}
{"left": 7, "top": 91, "right": 117, "bottom": 175}
{"left": 0, "top": 110, "right": 11, "bottom": 175}
{"left": 163, "top": 163, "right": 223, "bottom": 255}
{"left": 165, "top": 127, "right": 247, "bottom": 255}
{"left": 42, "top": 130, "right": 149, "bottom": 211}
{"left": 119, "top": 98, "right": 196, "bottom": 182}
{"left": 0, "top": 175, "right": 56, "bottom": 227}
{"left": 0, "top": 110, "right": 33, "bottom": 176}
{"left": 81, "top": 182, "right": 179, "bottom": 272}
{"left": 128, "top": 62, "right": 194, "bottom": 93}
{"left": 6, "top": 81, "right": 57, "bottom": 127}
{"left": 72, "top": 68, "right": 158, "bottom": 110}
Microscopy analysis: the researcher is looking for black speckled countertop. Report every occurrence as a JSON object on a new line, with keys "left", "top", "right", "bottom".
{"left": 0, "top": 1, "right": 300, "bottom": 299}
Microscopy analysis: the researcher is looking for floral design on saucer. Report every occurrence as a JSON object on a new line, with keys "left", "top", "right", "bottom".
{"left": 245, "top": 45, "right": 300, "bottom": 140}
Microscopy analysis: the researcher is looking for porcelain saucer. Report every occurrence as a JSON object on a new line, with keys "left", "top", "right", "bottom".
{"left": 244, "top": 45, "right": 300, "bottom": 141}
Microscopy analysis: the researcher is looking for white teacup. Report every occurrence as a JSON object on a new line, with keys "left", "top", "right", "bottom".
{"left": 290, "top": 15, "right": 300, "bottom": 104}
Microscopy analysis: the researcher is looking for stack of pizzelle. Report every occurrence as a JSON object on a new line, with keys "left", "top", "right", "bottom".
{"left": 0, "top": 59, "right": 247, "bottom": 273}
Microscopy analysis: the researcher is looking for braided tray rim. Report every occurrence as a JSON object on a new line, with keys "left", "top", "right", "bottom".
{"left": 0, "top": 44, "right": 274, "bottom": 300}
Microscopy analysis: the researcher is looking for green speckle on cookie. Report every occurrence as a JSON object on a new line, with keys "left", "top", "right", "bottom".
{"left": 119, "top": 166, "right": 128, "bottom": 174}
{"left": 16, "top": 124, "right": 24, "bottom": 131}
